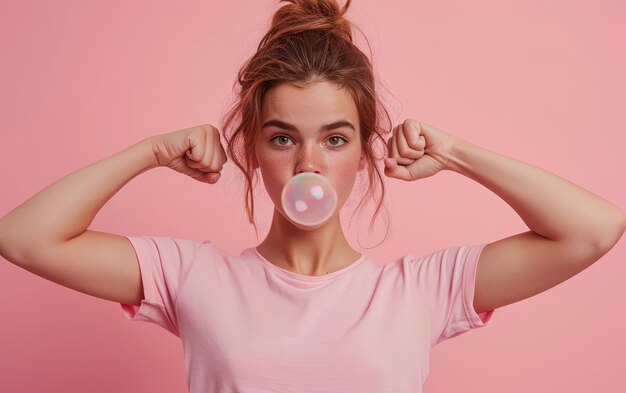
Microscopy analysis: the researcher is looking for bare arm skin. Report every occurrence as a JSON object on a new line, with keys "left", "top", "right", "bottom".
{"left": 444, "top": 137, "right": 626, "bottom": 314}
{"left": 0, "top": 123, "right": 225, "bottom": 306}
{"left": 0, "top": 138, "right": 157, "bottom": 305}
{"left": 384, "top": 119, "right": 625, "bottom": 314}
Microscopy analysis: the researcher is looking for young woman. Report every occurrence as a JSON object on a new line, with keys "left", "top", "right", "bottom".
{"left": 0, "top": 0, "right": 624, "bottom": 392}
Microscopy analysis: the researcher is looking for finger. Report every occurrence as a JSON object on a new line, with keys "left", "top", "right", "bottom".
{"left": 207, "top": 136, "right": 227, "bottom": 184}
{"left": 384, "top": 157, "right": 412, "bottom": 181}
{"left": 387, "top": 125, "right": 413, "bottom": 165}
{"left": 200, "top": 129, "right": 218, "bottom": 171}
{"left": 208, "top": 132, "right": 224, "bottom": 172}
{"left": 186, "top": 134, "right": 206, "bottom": 169}
{"left": 195, "top": 129, "right": 219, "bottom": 172}
{"left": 392, "top": 124, "right": 417, "bottom": 165}
{"left": 193, "top": 169, "right": 219, "bottom": 184}
{"left": 187, "top": 167, "right": 218, "bottom": 184}
{"left": 404, "top": 122, "right": 425, "bottom": 150}
{"left": 397, "top": 124, "right": 423, "bottom": 160}
{"left": 185, "top": 135, "right": 198, "bottom": 161}
{"left": 201, "top": 134, "right": 222, "bottom": 183}
{"left": 205, "top": 172, "right": 221, "bottom": 184}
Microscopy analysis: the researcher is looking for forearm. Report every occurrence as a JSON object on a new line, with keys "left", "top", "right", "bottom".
{"left": 0, "top": 137, "right": 157, "bottom": 250}
{"left": 444, "top": 137, "right": 626, "bottom": 249}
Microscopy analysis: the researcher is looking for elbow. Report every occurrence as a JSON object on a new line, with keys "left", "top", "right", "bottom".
{"left": 592, "top": 210, "right": 626, "bottom": 253}
{"left": 0, "top": 221, "right": 33, "bottom": 267}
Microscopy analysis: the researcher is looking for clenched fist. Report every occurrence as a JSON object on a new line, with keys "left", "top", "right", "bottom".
{"left": 150, "top": 124, "right": 228, "bottom": 184}
{"left": 384, "top": 119, "right": 457, "bottom": 181}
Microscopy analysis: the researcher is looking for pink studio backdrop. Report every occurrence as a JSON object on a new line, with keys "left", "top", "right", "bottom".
{"left": 1, "top": 1, "right": 625, "bottom": 392}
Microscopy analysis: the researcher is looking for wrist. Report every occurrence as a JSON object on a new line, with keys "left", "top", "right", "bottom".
{"left": 134, "top": 137, "right": 161, "bottom": 171}
{"left": 442, "top": 136, "right": 467, "bottom": 173}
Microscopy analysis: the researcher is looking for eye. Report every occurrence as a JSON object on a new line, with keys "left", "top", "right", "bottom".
{"left": 270, "top": 135, "right": 295, "bottom": 146}
{"left": 269, "top": 134, "right": 349, "bottom": 148}
{"left": 326, "top": 135, "right": 348, "bottom": 147}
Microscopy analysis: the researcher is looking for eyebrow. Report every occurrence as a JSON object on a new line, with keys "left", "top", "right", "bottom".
{"left": 261, "top": 119, "right": 356, "bottom": 133}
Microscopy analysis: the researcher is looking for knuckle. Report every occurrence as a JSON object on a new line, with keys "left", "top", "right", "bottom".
{"left": 204, "top": 156, "right": 216, "bottom": 168}
{"left": 398, "top": 145, "right": 416, "bottom": 157}
{"left": 406, "top": 136, "right": 420, "bottom": 149}
{"left": 406, "top": 119, "right": 420, "bottom": 133}
{"left": 191, "top": 126, "right": 205, "bottom": 136}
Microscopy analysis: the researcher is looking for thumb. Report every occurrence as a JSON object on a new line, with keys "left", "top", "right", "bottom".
{"left": 205, "top": 172, "right": 221, "bottom": 184}
{"left": 384, "top": 157, "right": 400, "bottom": 177}
{"left": 185, "top": 133, "right": 204, "bottom": 162}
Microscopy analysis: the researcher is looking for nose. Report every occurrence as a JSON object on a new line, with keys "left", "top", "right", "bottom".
{"left": 295, "top": 145, "right": 322, "bottom": 175}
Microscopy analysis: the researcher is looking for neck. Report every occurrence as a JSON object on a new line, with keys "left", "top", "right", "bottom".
{"left": 256, "top": 208, "right": 360, "bottom": 276}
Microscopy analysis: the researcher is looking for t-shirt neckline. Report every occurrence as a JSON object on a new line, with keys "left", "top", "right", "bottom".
{"left": 250, "top": 246, "right": 366, "bottom": 282}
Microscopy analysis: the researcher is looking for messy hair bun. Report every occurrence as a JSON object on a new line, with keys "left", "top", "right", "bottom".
{"left": 259, "top": 0, "right": 354, "bottom": 49}
{"left": 222, "top": 0, "right": 392, "bottom": 245}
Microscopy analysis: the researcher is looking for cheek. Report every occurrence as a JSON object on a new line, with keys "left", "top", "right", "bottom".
{"left": 335, "top": 171, "right": 357, "bottom": 195}
{"left": 330, "top": 159, "right": 362, "bottom": 204}
{"left": 258, "top": 157, "right": 290, "bottom": 200}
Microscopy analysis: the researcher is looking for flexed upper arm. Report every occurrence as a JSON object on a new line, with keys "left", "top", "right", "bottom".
{"left": 474, "top": 230, "right": 603, "bottom": 314}
{"left": 16, "top": 230, "right": 144, "bottom": 306}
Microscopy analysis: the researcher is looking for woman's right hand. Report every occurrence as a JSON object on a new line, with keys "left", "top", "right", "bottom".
{"left": 150, "top": 124, "right": 228, "bottom": 184}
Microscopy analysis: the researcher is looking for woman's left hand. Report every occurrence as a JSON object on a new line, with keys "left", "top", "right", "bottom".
{"left": 384, "top": 119, "right": 458, "bottom": 181}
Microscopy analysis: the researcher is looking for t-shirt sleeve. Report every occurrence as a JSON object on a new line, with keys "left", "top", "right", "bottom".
{"left": 119, "top": 235, "right": 202, "bottom": 337}
{"left": 410, "top": 243, "right": 495, "bottom": 346}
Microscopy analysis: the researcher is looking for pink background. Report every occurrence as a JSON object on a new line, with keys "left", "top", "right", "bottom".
{"left": 1, "top": 0, "right": 625, "bottom": 392}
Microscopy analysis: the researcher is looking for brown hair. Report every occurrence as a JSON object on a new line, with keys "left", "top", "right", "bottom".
{"left": 221, "top": 0, "right": 393, "bottom": 246}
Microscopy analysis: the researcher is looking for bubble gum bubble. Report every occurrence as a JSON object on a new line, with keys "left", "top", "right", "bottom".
{"left": 281, "top": 173, "right": 337, "bottom": 229}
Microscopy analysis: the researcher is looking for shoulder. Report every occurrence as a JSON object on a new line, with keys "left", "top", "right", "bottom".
{"left": 390, "top": 244, "right": 486, "bottom": 279}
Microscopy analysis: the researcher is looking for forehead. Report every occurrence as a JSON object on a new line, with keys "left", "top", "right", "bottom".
{"left": 261, "top": 81, "right": 358, "bottom": 125}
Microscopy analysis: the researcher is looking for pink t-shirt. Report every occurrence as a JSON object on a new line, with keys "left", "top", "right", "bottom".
{"left": 120, "top": 236, "right": 494, "bottom": 393}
